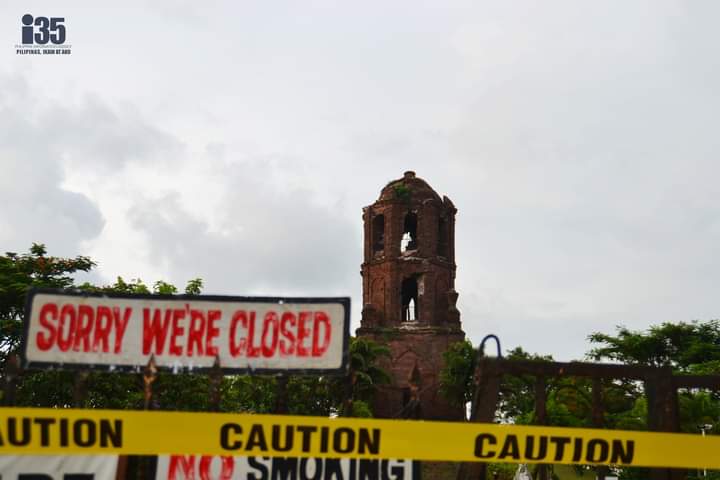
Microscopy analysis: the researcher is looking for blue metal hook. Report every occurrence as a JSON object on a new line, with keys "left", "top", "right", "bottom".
{"left": 478, "top": 334, "right": 502, "bottom": 358}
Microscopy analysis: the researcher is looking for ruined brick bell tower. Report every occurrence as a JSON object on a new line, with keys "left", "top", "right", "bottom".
{"left": 357, "top": 171, "right": 465, "bottom": 420}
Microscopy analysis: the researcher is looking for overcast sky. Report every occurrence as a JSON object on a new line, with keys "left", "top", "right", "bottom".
{"left": 3, "top": 1, "right": 720, "bottom": 361}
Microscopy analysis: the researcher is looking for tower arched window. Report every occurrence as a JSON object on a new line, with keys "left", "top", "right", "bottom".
{"left": 401, "top": 212, "right": 418, "bottom": 252}
{"left": 401, "top": 276, "right": 419, "bottom": 322}
{"left": 372, "top": 215, "right": 385, "bottom": 254}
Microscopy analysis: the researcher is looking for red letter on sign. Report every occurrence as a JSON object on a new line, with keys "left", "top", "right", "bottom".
{"left": 246, "top": 312, "right": 261, "bottom": 358}
{"left": 113, "top": 307, "right": 132, "bottom": 354}
{"left": 143, "top": 308, "right": 171, "bottom": 355}
{"left": 279, "top": 312, "right": 296, "bottom": 356}
{"left": 169, "top": 308, "right": 186, "bottom": 356}
{"left": 93, "top": 306, "right": 113, "bottom": 353}
{"left": 261, "top": 312, "right": 279, "bottom": 357}
{"left": 199, "top": 456, "right": 234, "bottom": 480}
{"left": 188, "top": 309, "right": 206, "bottom": 356}
{"left": 57, "top": 304, "right": 77, "bottom": 352}
{"left": 36, "top": 302, "right": 58, "bottom": 351}
{"left": 206, "top": 310, "right": 221, "bottom": 357}
{"left": 312, "top": 311, "right": 332, "bottom": 356}
{"left": 73, "top": 305, "right": 94, "bottom": 352}
{"left": 297, "top": 312, "right": 311, "bottom": 357}
{"left": 229, "top": 310, "right": 248, "bottom": 357}
{"left": 168, "top": 455, "right": 196, "bottom": 479}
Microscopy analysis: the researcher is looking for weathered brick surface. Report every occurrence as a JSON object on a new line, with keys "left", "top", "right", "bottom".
{"left": 357, "top": 171, "right": 465, "bottom": 420}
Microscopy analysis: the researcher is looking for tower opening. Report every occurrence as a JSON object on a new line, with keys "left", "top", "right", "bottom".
{"left": 401, "top": 212, "right": 418, "bottom": 252}
{"left": 372, "top": 214, "right": 385, "bottom": 254}
{"left": 438, "top": 216, "right": 449, "bottom": 258}
{"left": 401, "top": 276, "right": 419, "bottom": 322}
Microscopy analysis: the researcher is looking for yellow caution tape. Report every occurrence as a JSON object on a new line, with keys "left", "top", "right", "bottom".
{"left": 0, "top": 407, "right": 717, "bottom": 469}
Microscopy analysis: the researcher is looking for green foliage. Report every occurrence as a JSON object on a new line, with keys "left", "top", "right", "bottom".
{"left": 392, "top": 183, "right": 411, "bottom": 201}
{"left": 184, "top": 278, "right": 203, "bottom": 295}
{"left": 350, "top": 400, "right": 373, "bottom": 418}
{"left": 440, "top": 340, "right": 476, "bottom": 409}
{"left": 330, "top": 336, "right": 391, "bottom": 417}
{"left": 0, "top": 244, "right": 95, "bottom": 354}
{"left": 346, "top": 336, "right": 391, "bottom": 404}
{"left": 588, "top": 321, "right": 720, "bottom": 372}
{"left": 153, "top": 280, "right": 178, "bottom": 295}
{"left": 222, "top": 376, "right": 276, "bottom": 413}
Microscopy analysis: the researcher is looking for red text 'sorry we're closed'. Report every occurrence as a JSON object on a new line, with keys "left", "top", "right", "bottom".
{"left": 24, "top": 291, "right": 350, "bottom": 373}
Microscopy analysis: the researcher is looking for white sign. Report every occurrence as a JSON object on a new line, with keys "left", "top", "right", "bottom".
{"left": 23, "top": 290, "right": 350, "bottom": 373}
{"left": 156, "top": 455, "right": 419, "bottom": 480}
{"left": 0, "top": 455, "right": 117, "bottom": 479}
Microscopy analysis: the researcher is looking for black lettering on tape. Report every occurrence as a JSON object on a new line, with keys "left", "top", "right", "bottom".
{"left": 297, "top": 425, "right": 317, "bottom": 452}
{"left": 572, "top": 438, "right": 583, "bottom": 462}
{"left": 320, "top": 426, "right": 329, "bottom": 453}
{"left": 34, "top": 418, "right": 55, "bottom": 446}
{"left": 271, "top": 425, "right": 293, "bottom": 452}
{"left": 99, "top": 419, "right": 122, "bottom": 447}
{"left": 1, "top": 416, "right": 120, "bottom": 450}
{"left": 333, "top": 428, "right": 355, "bottom": 454}
{"left": 586, "top": 439, "right": 609, "bottom": 463}
{"left": 525, "top": 435, "right": 548, "bottom": 461}
{"left": 246, "top": 424, "right": 269, "bottom": 452}
{"left": 498, "top": 435, "right": 520, "bottom": 460}
{"left": 358, "top": 428, "right": 380, "bottom": 454}
{"left": 60, "top": 418, "right": 69, "bottom": 446}
{"left": 74, "top": 419, "right": 96, "bottom": 447}
{"left": 8, "top": 418, "right": 31, "bottom": 446}
{"left": 220, "top": 423, "right": 243, "bottom": 450}
{"left": 474, "top": 433, "right": 497, "bottom": 458}
{"left": 549, "top": 436, "right": 570, "bottom": 461}
{"left": 611, "top": 439, "right": 634, "bottom": 464}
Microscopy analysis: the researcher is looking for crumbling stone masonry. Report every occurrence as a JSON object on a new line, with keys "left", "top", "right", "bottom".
{"left": 357, "top": 171, "right": 465, "bottom": 420}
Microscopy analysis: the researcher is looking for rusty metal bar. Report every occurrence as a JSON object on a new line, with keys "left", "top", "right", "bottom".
{"left": 136, "top": 356, "right": 160, "bottom": 480}
{"left": 484, "top": 357, "right": 652, "bottom": 379}
{"left": 143, "top": 355, "right": 158, "bottom": 411}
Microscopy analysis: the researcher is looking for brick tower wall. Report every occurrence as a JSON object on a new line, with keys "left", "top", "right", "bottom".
{"left": 357, "top": 171, "right": 466, "bottom": 421}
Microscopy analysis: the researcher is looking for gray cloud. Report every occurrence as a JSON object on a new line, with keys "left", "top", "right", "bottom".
{"left": 0, "top": 71, "right": 183, "bottom": 260}
{"left": 127, "top": 156, "right": 359, "bottom": 300}
{"left": 0, "top": 74, "right": 104, "bottom": 257}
